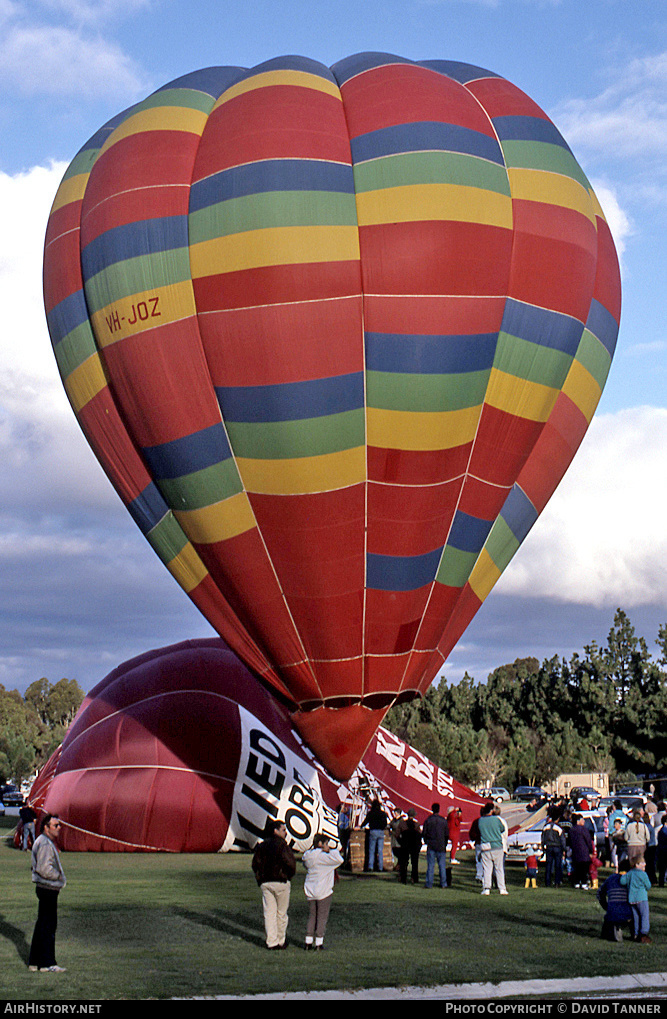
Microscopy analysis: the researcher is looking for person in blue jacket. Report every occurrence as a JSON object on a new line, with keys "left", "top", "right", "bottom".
{"left": 620, "top": 858, "right": 652, "bottom": 943}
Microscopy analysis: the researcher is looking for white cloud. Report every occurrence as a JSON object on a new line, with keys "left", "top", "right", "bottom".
{"left": 0, "top": 162, "right": 117, "bottom": 513}
{"left": 0, "top": 1, "right": 150, "bottom": 99}
{"left": 497, "top": 406, "right": 667, "bottom": 608}
{"left": 590, "top": 180, "right": 633, "bottom": 267}
{"left": 36, "top": 0, "right": 151, "bottom": 26}
{"left": 0, "top": 23, "right": 149, "bottom": 98}
{"left": 0, "top": 162, "right": 71, "bottom": 411}
{"left": 554, "top": 50, "right": 667, "bottom": 162}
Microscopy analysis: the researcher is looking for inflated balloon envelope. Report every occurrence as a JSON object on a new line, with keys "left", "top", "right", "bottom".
{"left": 43, "top": 52, "right": 621, "bottom": 780}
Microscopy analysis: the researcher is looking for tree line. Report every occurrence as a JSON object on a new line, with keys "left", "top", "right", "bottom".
{"left": 3, "top": 608, "right": 665, "bottom": 793}
{"left": 0, "top": 678, "right": 84, "bottom": 785}
{"left": 384, "top": 609, "right": 667, "bottom": 792}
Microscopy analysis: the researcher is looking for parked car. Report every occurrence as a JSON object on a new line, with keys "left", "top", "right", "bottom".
{"left": 0, "top": 784, "right": 24, "bottom": 807}
{"left": 513, "top": 786, "right": 546, "bottom": 802}
{"left": 506, "top": 817, "right": 548, "bottom": 856}
{"left": 507, "top": 812, "right": 607, "bottom": 859}
{"left": 597, "top": 795, "right": 644, "bottom": 813}
{"left": 569, "top": 786, "right": 598, "bottom": 804}
{"left": 476, "top": 786, "right": 510, "bottom": 803}
{"left": 616, "top": 786, "right": 645, "bottom": 798}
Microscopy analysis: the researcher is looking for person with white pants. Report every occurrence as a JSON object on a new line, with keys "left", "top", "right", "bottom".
{"left": 478, "top": 809, "right": 508, "bottom": 895}
{"left": 251, "top": 820, "right": 296, "bottom": 950}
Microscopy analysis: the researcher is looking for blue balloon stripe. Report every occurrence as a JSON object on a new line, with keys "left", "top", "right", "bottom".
{"left": 586, "top": 298, "right": 619, "bottom": 358}
{"left": 499, "top": 484, "right": 538, "bottom": 545}
{"left": 332, "top": 52, "right": 416, "bottom": 86}
{"left": 81, "top": 217, "right": 189, "bottom": 278}
{"left": 350, "top": 121, "right": 505, "bottom": 165}
{"left": 418, "top": 60, "right": 501, "bottom": 84}
{"left": 216, "top": 373, "right": 365, "bottom": 424}
{"left": 493, "top": 115, "right": 570, "bottom": 150}
{"left": 47, "top": 289, "right": 90, "bottom": 347}
{"left": 367, "top": 548, "right": 443, "bottom": 592}
{"left": 366, "top": 331, "right": 498, "bottom": 374}
{"left": 501, "top": 300, "right": 584, "bottom": 356}
{"left": 189, "top": 160, "right": 356, "bottom": 213}
{"left": 141, "top": 423, "right": 233, "bottom": 480}
{"left": 127, "top": 482, "right": 170, "bottom": 534}
{"left": 448, "top": 511, "right": 494, "bottom": 554}
{"left": 155, "top": 66, "right": 247, "bottom": 99}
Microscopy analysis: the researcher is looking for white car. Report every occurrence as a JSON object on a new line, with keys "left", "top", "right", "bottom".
{"left": 477, "top": 786, "right": 511, "bottom": 804}
{"left": 506, "top": 817, "right": 548, "bottom": 857}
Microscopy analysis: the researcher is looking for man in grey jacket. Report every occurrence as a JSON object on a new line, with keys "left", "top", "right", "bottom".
{"left": 28, "top": 814, "right": 67, "bottom": 973}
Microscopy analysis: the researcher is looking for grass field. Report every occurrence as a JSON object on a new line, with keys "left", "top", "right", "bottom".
{"left": 1, "top": 816, "right": 664, "bottom": 1000}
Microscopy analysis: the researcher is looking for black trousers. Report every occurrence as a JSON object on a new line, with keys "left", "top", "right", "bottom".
{"left": 398, "top": 846, "right": 420, "bottom": 883}
{"left": 29, "top": 887, "right": 59, "bottom": 968}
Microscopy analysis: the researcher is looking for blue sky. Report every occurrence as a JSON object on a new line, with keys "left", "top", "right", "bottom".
{"left": 1, "top": 0, "right": 667, "bottom": 696}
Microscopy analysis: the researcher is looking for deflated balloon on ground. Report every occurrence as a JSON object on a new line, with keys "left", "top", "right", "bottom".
{"left": 29, "top": 639, "right": 485, "bottom": 853}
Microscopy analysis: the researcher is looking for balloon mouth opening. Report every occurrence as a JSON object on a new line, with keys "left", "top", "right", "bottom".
{"left": 296, "top": 689, "right": 419, "bottom": 712}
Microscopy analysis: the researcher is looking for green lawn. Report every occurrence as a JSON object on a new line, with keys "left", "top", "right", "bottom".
{"left": 1, "top": 817, "right": 664, "bottom": 1000}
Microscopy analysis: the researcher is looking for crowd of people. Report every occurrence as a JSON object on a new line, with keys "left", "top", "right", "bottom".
{"left": 535, "top": 793, "right": 667, "bottom": 944}
{"left": 247, "top": 790, "right": 666, "bottom": 952}
{"left": 21, "top": 787, "right": 665, "bottom": 966}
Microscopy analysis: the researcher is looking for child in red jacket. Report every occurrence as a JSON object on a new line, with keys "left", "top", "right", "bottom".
{"left": 524, "top": 847, "right": 539, "bottom": 888}
{"left": 589, "top": 849, "right": 602, "bottom": 889}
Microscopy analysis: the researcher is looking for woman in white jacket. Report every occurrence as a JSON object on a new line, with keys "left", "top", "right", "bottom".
{"left": 302, "top": 833, "right": 343, "bottom": 951}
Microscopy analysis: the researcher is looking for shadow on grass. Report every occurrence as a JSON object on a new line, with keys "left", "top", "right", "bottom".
{"left": 173, "top": 907, "right": 267, "bottom": 949}
{"left": 504, "top": 907, "right": 601, "bottom": 939}
{"left": 0, "top": 912, "right": 30, "bottom": 965}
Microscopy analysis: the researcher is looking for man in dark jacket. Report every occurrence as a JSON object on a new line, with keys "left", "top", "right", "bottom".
{"left": 422, "top": 803, "right": 449, "bottom": 889}
{"left": 569, "top": 814, "right": 594, "bottom": 888}
{"left": 252, "top": 820, "right": 297, "bottom": 949}
{"left": 541, "top": 817, "right": 566, "bottom": 887}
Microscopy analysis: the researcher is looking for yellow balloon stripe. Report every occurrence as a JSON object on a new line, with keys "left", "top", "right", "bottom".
{"left": 189, "top": 225, "right": 360, "bottom": 277}
{"left": 63, "top": 353, "right": 108, "bottom": 413}
{"left": 561, "top": 360, "right": 603, "bottom": 423}
{"left": 355, "top": 183, "right": 513, "bottom": 229}
{"left": 173, "top": 492, "right": 257, "bottom": 545}
{"left": 468, "top": 548, "right": 502, "bottom": 603}
{"left": 91, "top": 281, "right": 196, "bottom": 347}
{"left": 507, "top": 168, "right": 596, "bottom": 224}
{"left": 484, "top": 368, "right": 559, "bottom": 423}
{"left": 236, "top": 446, "right": 366, "bottom": 495}
{"left": 367, "top": 405, "right": 481, "bottom": 451}
{"left": 50, "top": 173, "right": 89, "bottom": 215}
{"left": 213, "top": 69, "right": 342, "bottom": 108}
{"left": 98, "top": 107, "right": 209, "bottom": 157}
{"left": 165, "top": 542, "right": 210, "bottom": 594}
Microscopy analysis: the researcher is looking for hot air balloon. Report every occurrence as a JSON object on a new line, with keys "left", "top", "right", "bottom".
{"left": 29, "top": 638, "right": 485, "bottom": 853}
{"left": 43, "top": 53, "right": 621, "bottom": 780}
